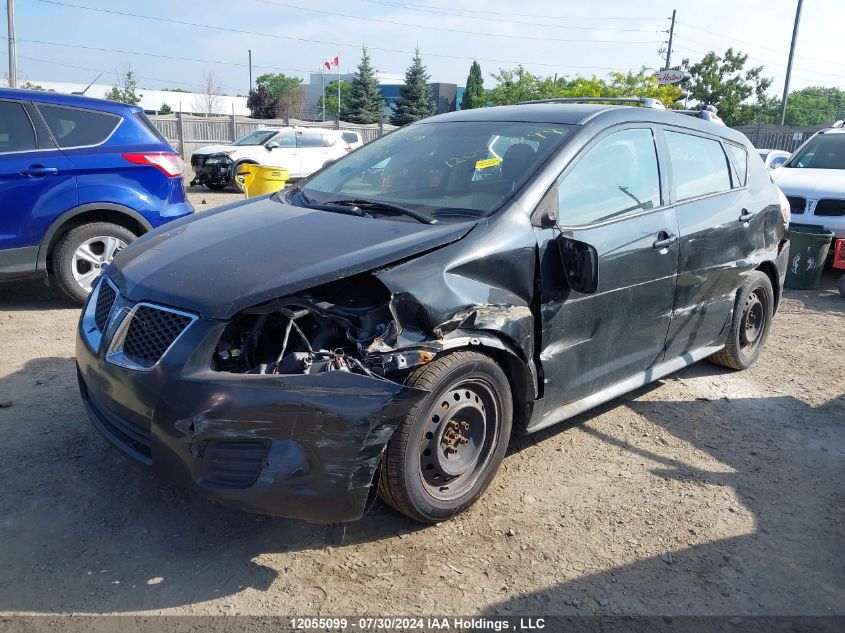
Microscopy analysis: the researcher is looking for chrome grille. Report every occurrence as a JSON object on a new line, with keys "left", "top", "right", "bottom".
{"left": 120, "top": 305, "right": 193, "bottom": 368}
{"left": 94, "top": 280, "right": 117, "bottom": 331}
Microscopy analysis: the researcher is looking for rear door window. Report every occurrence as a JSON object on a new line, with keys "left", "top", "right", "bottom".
{"left": 557, "top": 128, "right": 661, "bottom": 226}
{"left": 296, "top": 131, "right": 327, "bottom": 148}
{"left": 665, "top": 131, "right": 731, "bottom": 200}
{"left": 724, "top": 142, "right": 748, "bottom": 187}
{"left": 36, "top": 104, "right": 121, "bottom": 148}
{"left": 0, "top": 101, "right": 37, "bottom": 153}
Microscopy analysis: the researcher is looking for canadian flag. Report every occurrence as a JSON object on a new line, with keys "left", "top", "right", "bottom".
{"left": 324, "top": 56, "right": 339, "bottom": 70}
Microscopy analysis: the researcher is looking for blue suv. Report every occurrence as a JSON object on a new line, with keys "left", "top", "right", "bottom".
{"left": 0, "top": 88, "right": 193, "bottom": 301}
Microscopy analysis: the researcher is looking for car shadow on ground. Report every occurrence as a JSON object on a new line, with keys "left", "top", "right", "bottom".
{"left": 486, "top": 384, "right": 845, "bottom": 616}
{"left": 0, "top": 279, "right": 78, "bottom": 311}
{"left": 0, "top": 356, "right": 426, "bottom": 613}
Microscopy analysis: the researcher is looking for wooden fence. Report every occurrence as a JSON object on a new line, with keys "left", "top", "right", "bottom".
{"left": 149, "top": 114, "right": 395, "bottom": 158}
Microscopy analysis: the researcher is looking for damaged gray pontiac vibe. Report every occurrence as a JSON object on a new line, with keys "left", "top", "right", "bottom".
{"left": 77, "top": 98, "right": 790, "bottom": 523}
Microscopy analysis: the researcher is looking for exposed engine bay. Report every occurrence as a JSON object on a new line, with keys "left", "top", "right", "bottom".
{"left": 212, "top": 274, "right": 427, "bottom": 379}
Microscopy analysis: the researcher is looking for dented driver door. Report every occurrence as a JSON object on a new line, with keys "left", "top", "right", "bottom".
{"left": 535, "top": 126, "right": 680, "bottom": 413}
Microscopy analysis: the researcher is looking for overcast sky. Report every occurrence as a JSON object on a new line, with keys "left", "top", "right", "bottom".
{"left": 3, "top": 0, "right": 843, "bottom": 97}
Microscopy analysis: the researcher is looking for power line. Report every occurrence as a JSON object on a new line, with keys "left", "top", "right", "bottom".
{"left": 672, "top": 34, "right": 845, "bottom": 80}
{"left": 255, "top": 0, "right": 663, "bottom": 34}
{"left": 27, "top": 0, "right": 649, "bottom": 71}
{"left": 676, "top": 19, "right": 845, "bottom": 68}
{"left": 252, "top": 0, "right": 663, "bottom": 43}
{"left": 357, "top": 0, "right": 664, "bottom": 21}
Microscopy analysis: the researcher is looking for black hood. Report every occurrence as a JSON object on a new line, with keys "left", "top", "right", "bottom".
{"left": 109, "top": 197, "right": 473, "bottom": 319}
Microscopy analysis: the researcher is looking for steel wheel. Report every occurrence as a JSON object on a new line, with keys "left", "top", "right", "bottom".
{"left": 739, "top": 289, "right": 767, "bottom": 353}
{"left": 72, "top": 236, "right": 127, "bottom": 293}
{"left": 418, "top": 379, "right": 500, "bottom": 501}
{"left": 379, "top": 350, "right": 513, "bottom": 523}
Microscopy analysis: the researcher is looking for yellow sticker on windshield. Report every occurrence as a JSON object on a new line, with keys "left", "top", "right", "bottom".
{"left": 475, "top": 157, "right": 502, "bottom": 170}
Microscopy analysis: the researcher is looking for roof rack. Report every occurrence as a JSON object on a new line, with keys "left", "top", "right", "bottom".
{"left": 518, "top": 97, "right": 666, "bottom": 110}
{"left": 674, "top": 104, "right": 725, "bottom": 126}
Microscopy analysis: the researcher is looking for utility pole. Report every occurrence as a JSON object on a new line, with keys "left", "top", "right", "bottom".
{"left": 6, "top": 0, "right": 17, "bottom": 88}
{"left": 780, "top": 0, "right": 803, "bottom": 126}
{"left": 664, "top": 9, "right": 676, "bottom": 70}
{"left": 248, "top": 49, "right": 253, "bottom": 93}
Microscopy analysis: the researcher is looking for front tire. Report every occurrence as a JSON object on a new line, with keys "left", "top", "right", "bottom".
{"left": 379, "top": 351, "right": 513, "bottom": 523}
{"left": 709, "top": 270, "right": 774, "bottom": 370}
{"left": 205, "top": 182, "right": 225, "bottom": 191}
{"left": 53, "top": 222, "right": 137, "bottom": 303}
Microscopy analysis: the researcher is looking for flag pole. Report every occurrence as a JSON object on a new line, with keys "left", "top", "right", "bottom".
{"left": 321, "top": 66, "right": 325, "bottom": 122}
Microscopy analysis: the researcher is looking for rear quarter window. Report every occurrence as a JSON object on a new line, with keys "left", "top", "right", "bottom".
{"left": 724, "top": 143, "right": 748, "bottom": 187}
{"left": 37, "top": 104, "right": 121, "bottom": 148}
{"left": 0, "top": 101, "right": 36, "bottom": 152}
{"left": 341, "top": 132, "right": 360, "bottom": 144}
{"left": 665, "top": 130, "right": 732, "bottom": 201}
{"left": 134, "top": 112, "right": 168, "bottom": 144}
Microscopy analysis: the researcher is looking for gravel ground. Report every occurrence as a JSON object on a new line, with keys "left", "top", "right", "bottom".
{"left": 0, "top": 188, "right": 843, "bottom": 617}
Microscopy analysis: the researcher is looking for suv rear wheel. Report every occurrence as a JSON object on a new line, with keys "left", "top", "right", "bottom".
{"left": 53, "top": 222, "right": 137, "bottom": 302}
{"left": 709, "top": 270, "right": 774, "bottom": 370}
{"left": 379, "top": 351, "right": 513, "bottom": 522}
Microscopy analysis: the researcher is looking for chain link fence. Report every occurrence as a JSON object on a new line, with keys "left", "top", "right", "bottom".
{"left": 149, "top": 114, "right": 396, "bottom": 159}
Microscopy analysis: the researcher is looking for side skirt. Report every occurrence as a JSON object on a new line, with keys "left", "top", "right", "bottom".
{"left": 526, "top": 343, "right": 724, "bottom": 434}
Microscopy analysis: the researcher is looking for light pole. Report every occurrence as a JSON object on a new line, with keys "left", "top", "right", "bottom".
{"left": 6, "top": 0, "right": 17, "bottom": 88}
{"left": 780, "top": 0, "right": 803, "bottom": 126}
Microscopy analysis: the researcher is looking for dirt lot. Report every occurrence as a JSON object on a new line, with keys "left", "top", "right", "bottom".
{"left": 0, "top": 187, "right": 843, "bottom": 617}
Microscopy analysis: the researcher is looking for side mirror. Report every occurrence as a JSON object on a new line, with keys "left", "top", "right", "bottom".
{"left": 556, "top": 236, "right": 599, "bottom": 294}
{"left": 266, "top": 141, "right": 279, "bottom": 150}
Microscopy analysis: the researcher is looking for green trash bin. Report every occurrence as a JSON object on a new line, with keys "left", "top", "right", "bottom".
{"left": 784, "top": 224, "right": 834, "bottom": 290}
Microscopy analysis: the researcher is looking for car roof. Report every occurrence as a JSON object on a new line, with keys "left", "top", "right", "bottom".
{"left": 0, "top": 87, "right": 141, "bottom": 114}
{"left": 426, "top": 103, "right": 749, "bottom": 144}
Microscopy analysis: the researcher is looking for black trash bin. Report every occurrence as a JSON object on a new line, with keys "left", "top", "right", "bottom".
{"left": 784, "top": 224, "right": 835, "bottom": 290}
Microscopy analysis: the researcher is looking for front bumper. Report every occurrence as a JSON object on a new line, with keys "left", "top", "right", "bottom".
{"left": 75, "top": 291, "right": 425, "bottom": 523}
{"left": 190, "top": 155, "right": 233, "bottom": 186}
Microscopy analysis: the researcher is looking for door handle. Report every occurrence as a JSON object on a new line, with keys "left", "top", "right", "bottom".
{"left": 652, "top": 231, "right": 678, "bottom": 250}
{"left": 20, "top": 165, "right": 59, "bottom": 177}
{"left": 739, "top": 208, "right": 756, "bottom": 223}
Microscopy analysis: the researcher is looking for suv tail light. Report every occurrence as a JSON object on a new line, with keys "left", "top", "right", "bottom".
{"left": 776, "top": 186, "right": 790, "bottom": 227}
{"left": 122, "top": 152, "right": 183, "bottom": 177}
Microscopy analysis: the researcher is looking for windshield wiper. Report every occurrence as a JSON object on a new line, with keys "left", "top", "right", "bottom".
{"left": 324, "top": 198, "right": 438, "bottom": 225}
{"left": 285, "top": 187, "right": 373, "bottom": 218}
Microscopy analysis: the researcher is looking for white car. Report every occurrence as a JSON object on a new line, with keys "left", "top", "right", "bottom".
{"left": 190, "top": 127, "right": 354, "bottom": 191}
{"left": 772, "top": 122, "right": 845, "bottom": 238}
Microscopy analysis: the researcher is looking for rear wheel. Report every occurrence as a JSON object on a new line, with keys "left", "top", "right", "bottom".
{"left": 709, "top": 270, "right": 774, "bottom": 370}
{"left": 53, "top": 222, "right": 136, "bottom": 303}
{"left": 379, "top": 351, "right": 512, "bottom": 523}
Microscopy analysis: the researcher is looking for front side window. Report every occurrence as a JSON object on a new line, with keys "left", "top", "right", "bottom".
{"left": 0, "top": 101, "right": 36, "bottom": 153}
{"left": 37, "top": 104, "right": 120, "bottom": 148}
{"left": 787, "top": 133, "right": 845, "bottom": 170}
{"left": 557, "top": 128, "right": 661, "bottom": 226}
{"left": 273, "top": 131, "right": 296, "bottom": 148}
{"left": 232, "top": 130, "right": 279, "bottom": 146}
{"left": 300, "top": 121, "right": 572, "bottom": 221}
{"left": 724, "top": 143, "right": 748, "bottom": 187}
{"left": 665, "top": 130, "right": 731, "bottom": 200}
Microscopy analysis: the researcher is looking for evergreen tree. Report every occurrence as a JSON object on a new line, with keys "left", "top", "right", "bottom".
{"left": 346, "top": 48, "right": 384, "bottom": 124}
{"left": 390, "top": 48, "right": 435, "bottom": 126}
{"left": 461, "top": 61, "right": 484, "bottom": 110}
{"left": 159, "top": 103, "right": 173, "bottom": 114}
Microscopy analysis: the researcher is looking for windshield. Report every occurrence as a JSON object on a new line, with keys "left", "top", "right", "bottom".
{"left": 786, "top": 133, "right": 845, "bottom": 170}
{"left": 300, "top": 121, "right": 572, "bottom": 221}
{"left": 232, "top": 130, "right": 278, "bottom": 146}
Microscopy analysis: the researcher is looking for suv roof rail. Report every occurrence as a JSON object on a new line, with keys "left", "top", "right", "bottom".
{"left": 673, "top": 104, "right": 725, "bottom": 126}
{"left": 518, "top": 97, "right": 667, "bottom": 110}
{"left": 832, "top": 120, "right": 844, "bottom": 128}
